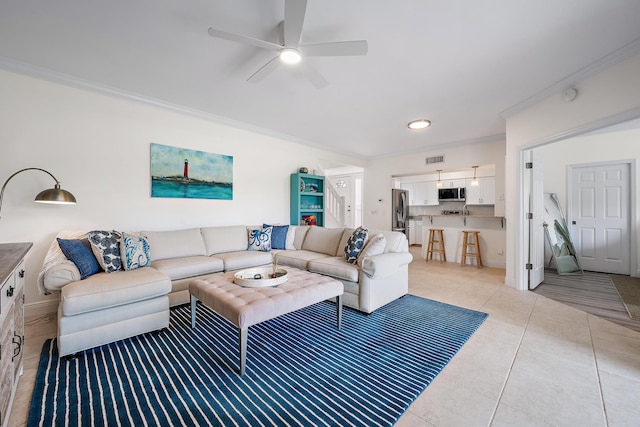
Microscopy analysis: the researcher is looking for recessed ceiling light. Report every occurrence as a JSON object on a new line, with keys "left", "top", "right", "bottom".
{"left": 408, "top": 119, "right": 431, "bottom": 130}
{"left": 280, "top": 48, "right": 302, "bottom": 64}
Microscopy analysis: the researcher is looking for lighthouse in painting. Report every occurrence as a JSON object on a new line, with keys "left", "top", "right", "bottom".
{"left": 183, "top": 159, "right": 189, "bottom": 180}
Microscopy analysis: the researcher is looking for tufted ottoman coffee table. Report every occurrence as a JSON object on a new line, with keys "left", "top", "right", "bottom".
{"left": 189, "top": 267, "right": 344, "bottom": 375}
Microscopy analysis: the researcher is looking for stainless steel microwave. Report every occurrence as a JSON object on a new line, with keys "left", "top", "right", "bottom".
{"left": 438, "top": 187, "right": 465, "bottom": 201}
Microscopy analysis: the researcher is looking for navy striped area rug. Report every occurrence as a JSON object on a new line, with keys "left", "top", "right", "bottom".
{"left": 28, "top": 295, "right": 487, "bottom": 427}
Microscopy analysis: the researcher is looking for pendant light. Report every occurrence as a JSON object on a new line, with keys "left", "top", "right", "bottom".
{"left": 436, "top": 170, "right": 443, "bottom": 188}
{"left": 471, "top": 166, "right": 479, "bottom": 187}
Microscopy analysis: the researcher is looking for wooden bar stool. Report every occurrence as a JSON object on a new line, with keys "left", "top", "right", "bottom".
{"left": 426, "top": 228, "right": 446, "bottom": 262}
{"left": 461, "top": 230, "right": 483, "bottom": 268}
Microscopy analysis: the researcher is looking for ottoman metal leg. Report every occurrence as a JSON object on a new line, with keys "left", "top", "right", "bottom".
{"left": 190, "top": 295, "right": 197, "bottom": 328}
{"left": 239, "top": 327, "right": 248, "bottom": 375}
{"left": 336, "top": 294, "right": 343, "bottom": 329}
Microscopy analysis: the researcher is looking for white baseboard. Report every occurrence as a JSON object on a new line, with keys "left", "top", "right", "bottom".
{"left": 25, "top": 300, "right": 57, "bottom": 318}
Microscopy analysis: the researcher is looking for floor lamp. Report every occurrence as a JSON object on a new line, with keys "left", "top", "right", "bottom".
{"left": 0, "top": 168, "right": 77, "bottom": 219}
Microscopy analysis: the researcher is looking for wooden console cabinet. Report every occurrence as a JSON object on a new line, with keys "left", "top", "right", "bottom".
{"left": 0, "top": 243, "right": 31, "bottom": 427}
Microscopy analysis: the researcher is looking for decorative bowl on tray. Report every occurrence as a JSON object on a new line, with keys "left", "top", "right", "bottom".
{"left": 233, "top": 267, "right": 288, "bottom": 288}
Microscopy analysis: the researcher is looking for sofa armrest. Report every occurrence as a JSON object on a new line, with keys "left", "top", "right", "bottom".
{"left": 43, "top": 261, "right": 81, "bottom": 292}
{"left": 360, "top": 252, "right": 413, "bottom": 278}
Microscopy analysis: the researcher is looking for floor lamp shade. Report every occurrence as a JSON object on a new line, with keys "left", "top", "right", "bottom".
{"left": 0, "top": 168, "right": 77, "bottom": 218}
{"left": 35, "top": 185, "right": 77, "bottom": 204}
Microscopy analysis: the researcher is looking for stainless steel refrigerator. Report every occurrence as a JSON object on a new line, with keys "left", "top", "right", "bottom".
{"left": 391, "top": 188, "right": 409, "bottom": 237}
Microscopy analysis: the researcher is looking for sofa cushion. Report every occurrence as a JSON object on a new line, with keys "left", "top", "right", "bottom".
{"left": 336, "top": 228, "right": 354, "bottom": 256}
{"left": 88, "top": 230, "right": 122, "bottom": 273}
{"left": 344, "top": 227, "right": 368, "bottom": 264}
{"left": 201, "top": 225, "right": 249, "bottom": 255}
{"left": 308, "top": 256, "right": 360, "bottom": 283}
{"left": 57, "top": 238, "right": 101, "bottom": 279}
{"left": 151, "top": 256, "right": 223, "bottom": 280}
{"left": 215, "top": 251, "right": 273, "bottom": 271}
{"left": 60, "top": 267, "right": 171, "bottom": 316}
{"left": 293, "top": 225, "right": 310, "bottom": 249}
{"left": 302, "top": 227, "right": 344, "bottom": 256}
{"left": 120, "top": 233, "right": 151, "bottom": 271}
{"left": 274, "top": 250, "right": 331, "bottom": 270}
{"left": 142, "top": 228, "right": 206, "bottom": 261}
{"left": 285, "top": 226, "right": 296, "bottom": 250}
{"left": 248, "top": 227, "right": 272, "bottom": 251}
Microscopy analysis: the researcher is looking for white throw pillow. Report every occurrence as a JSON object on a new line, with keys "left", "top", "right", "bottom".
{"left": 285, "top": 226, "right": 296, "bottom": 250}
{"left": 357, "top": 233, "right": 386, "bottom": 266}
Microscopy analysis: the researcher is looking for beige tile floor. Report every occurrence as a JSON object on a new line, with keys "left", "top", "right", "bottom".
{"left": 8, "top": 247, "right": 640, "bottom": 426}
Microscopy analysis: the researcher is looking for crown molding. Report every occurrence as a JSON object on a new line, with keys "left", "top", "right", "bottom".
{"left": 0, "top": 56, "right": 367, "bottom": 161}
{"left": 501, "top": 36, "right": 640, "bottom": 119}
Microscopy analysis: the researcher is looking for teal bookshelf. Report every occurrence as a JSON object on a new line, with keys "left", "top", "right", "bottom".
{"left": 290, "top": 173, "right": 325, "bottom": 226}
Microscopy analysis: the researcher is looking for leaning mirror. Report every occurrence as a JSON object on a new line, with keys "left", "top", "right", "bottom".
{"left": 543, "top": 193, "right": 583, "bottom": 275}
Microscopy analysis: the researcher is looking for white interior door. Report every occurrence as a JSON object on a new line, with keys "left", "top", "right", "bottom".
{"left": 529, "top": 151, "right": 545, "bottom": 289}
{"left": 570, "top": 163, "right": 630, "bottom": 274}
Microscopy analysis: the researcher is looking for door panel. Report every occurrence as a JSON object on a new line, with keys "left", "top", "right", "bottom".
{"left": 571, "top": 163, "right": 629, "bottom": 274}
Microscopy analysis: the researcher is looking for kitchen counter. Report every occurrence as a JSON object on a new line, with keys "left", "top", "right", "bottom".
{"left": 417, "top": 216, "right": 506, "bottom": 268}
{"left": 421, "top": 214, "right": 505, "bottom": 228}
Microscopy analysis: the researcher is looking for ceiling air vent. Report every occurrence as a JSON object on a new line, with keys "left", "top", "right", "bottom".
{"left": 425, "top": 155, "right": 445, "bottom": 165}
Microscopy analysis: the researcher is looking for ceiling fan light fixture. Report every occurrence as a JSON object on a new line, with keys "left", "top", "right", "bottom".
{"left": 280, "top": 48, "right": 302, "bottom": 64}
{"left": 408, "top": 119, "right": 431, "bottom": 130}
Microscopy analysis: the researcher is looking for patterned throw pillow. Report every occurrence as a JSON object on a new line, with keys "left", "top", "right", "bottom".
{"left": 357, "top": 233, "right": 386, "bottom": 266}
{"left": 263, "top": 224, "right": 289, "bottom": 250}
{"left": 88, "top": 230, "right": 122, "bottom": 273}
{"left": 56, "top": 238, "right": 102, "bottom": 279}
{"left": 120, "top": 233, "right": 151, "bottom": 271}
{"left": 344, "top": 226, "right": 369, "bottom": 264}
{"left": 248, "top": 227, "right": 272, "bottom": 252}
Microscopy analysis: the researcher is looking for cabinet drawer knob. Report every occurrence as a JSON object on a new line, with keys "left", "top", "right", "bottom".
{"left": 6, "top": 286, "right": 14, "bottom": 297}
{"left": 19, "top": 269, "right": 25, "bottom": 278}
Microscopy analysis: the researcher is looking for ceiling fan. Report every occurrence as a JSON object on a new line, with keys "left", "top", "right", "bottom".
{"left": 208, "top": 0, "right": 368, "bottom": 88}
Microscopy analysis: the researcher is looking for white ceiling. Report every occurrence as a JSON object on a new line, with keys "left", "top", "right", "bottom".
{"left": 2, "top": 0, "right": 640, "bottom": 159}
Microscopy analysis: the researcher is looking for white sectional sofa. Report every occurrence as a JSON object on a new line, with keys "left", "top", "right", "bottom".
{"left": 41, "top": 225, "right": 412, "bottom": 356}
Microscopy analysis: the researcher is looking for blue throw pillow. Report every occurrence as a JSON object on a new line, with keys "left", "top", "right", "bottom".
{"left": 57, "top": 238, "right": 102, "bottom": 279}
{"left": 248, "top": 227, "right": 272, "bottom": 252}
{"left": 344, "top": 227, "right": 369, "bottom": 264}
{"left": 263, "top": 224, "right": 289, "bottom": 250}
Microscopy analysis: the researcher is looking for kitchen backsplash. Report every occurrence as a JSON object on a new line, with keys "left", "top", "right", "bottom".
{"left": 408, "top": 203, "right": 495, "bottom": 217}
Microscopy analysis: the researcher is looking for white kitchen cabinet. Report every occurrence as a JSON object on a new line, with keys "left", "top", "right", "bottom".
{"left": 441, "top": 179, "right": 466, "bottom": 188}
{"left": 399, "top": 183, "right": 414, "bottom": 205}
{"left": 407, "top": 219, "right": 424, "bottom": 245}
{"left": 465, "top": 177, "right": 496, "bottom": 205}
{"left": 402, "top": 181, "right": 439, "bottom": 206}
{"left": 414, "top": 221, "right": 423, "bottom": 245}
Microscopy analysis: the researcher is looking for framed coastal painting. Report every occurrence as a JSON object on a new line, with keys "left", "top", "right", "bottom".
{"left": 150, "top": 143, "right": 233, "bottom": 200}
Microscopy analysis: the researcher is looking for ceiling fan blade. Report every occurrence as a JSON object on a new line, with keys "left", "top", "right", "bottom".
{"left": 302, "top": 40, "right": 368, "bottom": 56}
{"left": 299, "top": 61, "right": 328, "bottom": 89}
{"left": 247, "top": 56, "right": 281, "bottom": 83}
{"left": 208, "top": 27, "right": 281, "bottom": 52}
{"left": 284, "top": 0, "right": 307, "bottom": 47}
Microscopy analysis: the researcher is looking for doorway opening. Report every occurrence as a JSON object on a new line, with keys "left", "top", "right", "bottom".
{"left": 522, "top": 117, "right": 639, "bottom": 330}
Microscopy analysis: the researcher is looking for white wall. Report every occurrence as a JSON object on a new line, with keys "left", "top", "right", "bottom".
{"left": 362, "top": 138, "right": 507, "bottom": 267}
{"left": 505, "top": 53, "right": 640, "bottom": 289}
{"left": 0, "top": 70, "right": 364, "bottom": 314}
